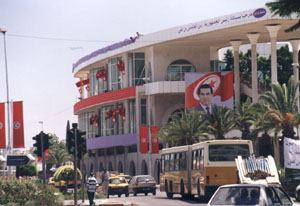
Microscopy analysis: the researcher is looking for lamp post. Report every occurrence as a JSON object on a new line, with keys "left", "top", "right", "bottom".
{"left": 1, "top": 27, "right": 12, "bottom": 176}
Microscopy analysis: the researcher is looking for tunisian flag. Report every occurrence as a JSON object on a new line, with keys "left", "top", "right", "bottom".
{"left": 151, "top": 126, "right": 159, "bottom": 154}
{"left": 140, "top": 126, "right": 148, "bottom": 154}
{"left": 185, "top": 71, "right": 234, "bottom": 109}
{"left": 0, "top": 103, "right": 6, "bottom": 149}
{"left": 13, "top": 101, "right": 24, "bottom": 148}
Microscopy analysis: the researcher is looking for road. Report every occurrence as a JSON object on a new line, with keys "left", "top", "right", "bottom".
{"left": 105, "top": 189, "right": 300, "bottom": 206}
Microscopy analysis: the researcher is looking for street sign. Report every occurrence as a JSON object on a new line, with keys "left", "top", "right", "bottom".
{"left": 7, "top": 154, "right": 35, "bottom": 166}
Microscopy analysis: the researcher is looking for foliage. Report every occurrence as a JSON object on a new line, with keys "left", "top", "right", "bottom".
{"left": 200, "top": 105, "right": 236, "bottom": 139}
{"left": 259, "top": 75, "right": 300, "bottom": 139}
{"left": 266, "top": 0, "right": 300, "bottom": 32}
{"left": 159, "top": 109, "right": 207, "bottom": 147}
{"left": 0, "top": 176, "right": 64, "bottom": 206}
{"left": 46, "top": 133, "right": 72, "bottom": 170}
{"left": 223, "top": 49, "right": 234, "bottom": 71}
{"left": 16, "top": 164, "right": 38, "bottom": 178}
{"left": 53, "top": 165, "right": 82, "bottom": 182}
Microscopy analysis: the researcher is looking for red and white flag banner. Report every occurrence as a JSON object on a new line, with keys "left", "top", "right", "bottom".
{"left": 151, "top": 126, "right": 159, "bottom": 154}
{"left": 13, "top": 101, "right": 25, "bottom": 148}
{"left": 140, "top": 126, "right": 148, "bottom": 154}
{"left": 0, "top": 103, "right": 6, "bottom": 149}
{"left": 185, "top": 71, "right": 234, "bottom": 109}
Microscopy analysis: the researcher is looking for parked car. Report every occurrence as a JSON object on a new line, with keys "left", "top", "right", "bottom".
{"left": 128, "top": 175, "right": 156, "bottom": 196}
{"left": 118, "top": 173, "right": 132, "bottom": 183}
{"left": 207, "top": 184, "right": 293, "bottom": 205}
{"left": 296, "top": 184, "right": 300, "bottom": 201}
{"left": 108, "top": 176, "right": 129, "bottom": 198}
{"left": 282, "top": 173, "right": 300, "bottom": 197}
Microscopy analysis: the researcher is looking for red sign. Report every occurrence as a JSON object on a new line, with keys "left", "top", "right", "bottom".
{"left": 140, "top": 126, "right": 148, "bottom": 154}
{"left": 151, "top": 126, "right": 159, "bottom": 154}
{"left": 0, "top": 103, "right": 6, "bottom": 149}
{"left": 13, "top": 101, "right": 24, "bottom": 148}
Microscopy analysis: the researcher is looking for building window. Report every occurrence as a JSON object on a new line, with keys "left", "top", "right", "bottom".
{"left": 129, "top": 100, "right": 136, "bottom": 133}
{"left": 109, "top": 57, "right": 123, "bottom": 91}
{"left": 101, "top": 105, "right": 114, "bottom": 136}
{"left": 90, "top": 68, "right": 108, "bottom": 96}
{"left": 165, "top": 59, "right": 196, "bottom": 81}
{"left": 141, "top": 99, "right": 147, "bottom": 126}
{"left": 78, "top": 112, "right": 97, "bottom": 139}
{"left": 129, "top": 53, "right": 145, "bottom": 86}
{"left": 116, "top": 103, "right": 124, "bottom": 135}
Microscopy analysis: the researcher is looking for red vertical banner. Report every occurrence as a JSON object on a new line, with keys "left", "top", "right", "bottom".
{"left": 13, "top": 101, "right": 24, "bottom": 148}
{"left": 151, "top": 126, "right": 159, "bottom": 154}
{"left": 140, "top": 126, "right": 148, "bottom": 154}
{"left": 0, "top": 103, "right": 6, "bottom": 149}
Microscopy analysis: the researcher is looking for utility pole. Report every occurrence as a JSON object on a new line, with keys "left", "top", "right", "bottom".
{"left": 73, "top": 123, "right": 78, "bottom": 206}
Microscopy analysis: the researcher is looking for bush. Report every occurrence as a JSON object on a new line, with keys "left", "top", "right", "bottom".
{"left": 16, "top": 164, "right": 38, "bottom": 178}
{"left": 0, "top": 177, "right": 64, "bottom": 206}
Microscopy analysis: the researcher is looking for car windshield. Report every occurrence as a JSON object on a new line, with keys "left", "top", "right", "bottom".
{"left": 210, "top": 186, "right": 260, "bottom": 205}
{"left": 137, "top": 176, "right": 154, "bottom": 182}
{"left": 110, "top": 178, "right": 126, "bottom": 184}
{"left": 272, "top": 187, "right": 292, "bottom": 205}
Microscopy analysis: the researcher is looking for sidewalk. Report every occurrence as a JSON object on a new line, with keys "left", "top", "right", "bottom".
{"left": 64, "top": 198, "right": 136, "bottom": 206}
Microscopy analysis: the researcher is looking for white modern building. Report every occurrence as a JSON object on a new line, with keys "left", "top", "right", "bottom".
{"left": 72, "top": 7, "right": 300, "bottom": 181}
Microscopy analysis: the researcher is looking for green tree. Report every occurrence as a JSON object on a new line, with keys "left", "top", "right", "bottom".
{"left": 266, "top": 0, "right": 300, "bottom": 32}
{"left": 159, "top": 110, "right": 206, "bottom": 147}
{"left": 16, "top": 164, "right": 38, "bottom": 178}
{"left": 223, "top": 49, "right": 234, "bottom": 71}
{"left": 277, "top": 45, "right": 293, "bottom": 85}
{"left": 200, "top": 105, "right": 236, "bottom": 139}
{"left": 46, "top": 134, "right": 71, "bottom": 170}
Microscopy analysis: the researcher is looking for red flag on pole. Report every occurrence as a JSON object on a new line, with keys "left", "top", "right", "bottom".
{"left": 0, "top": 103, "right": 6, "bottom": 149}
{"left": 140, "top": 126, "right": 148, "bottom": 154}
{"left": 13, "top": 101, "right": 24, "bottom": 148}
{"left": 151, "top": 126, "right": 159, "bottom": 154}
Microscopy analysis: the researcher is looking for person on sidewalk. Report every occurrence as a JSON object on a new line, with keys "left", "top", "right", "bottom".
{"left": 101, "top": 168, "right": 110, "bottom": 198}
{"left": 86, "top": 172, "right": 98, "bottom": 206}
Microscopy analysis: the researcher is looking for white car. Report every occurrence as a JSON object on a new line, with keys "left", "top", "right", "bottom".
{"left": 296, "top": 185, "right": 300, "bottom": 202}
{"left": 208, "top": 184, "right": 293, "bottom": 206}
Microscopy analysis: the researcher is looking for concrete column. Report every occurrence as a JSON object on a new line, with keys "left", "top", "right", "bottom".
{"left": 124, "top": 99, "right": 130, "bottom": 133}
{"left": 247, "top": 33, "right": 260, "bottom": 103}
{"left": 123, "top": 53, "right": 129, "bottom": 88}
{"left": 266, "top": 24, "right": 281, "bottom": 83}
{"left": 290, "top": 39, "right": 300, "bottom": 111}
{"left": 210, "top": 46, "right": 219, "bottom": 72}
{"left": 124, "top": 146, "right": 128, "bottom": 174}
{"left": 230, "top": 40, "right": 242, "bottom": 103}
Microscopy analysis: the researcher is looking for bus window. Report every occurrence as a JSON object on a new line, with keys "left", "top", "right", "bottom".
{"left": 209, "top": 144, "right": 250, "bottom": 161}
{"left": 165, "top": 154, "right": 170, "bottom": 171}
{"left": 199, "top": 149, "right": 204, "bottom": 169}
{"left": 175, "top": 153, "right": 179, "bottom": 171}
{"left": 170, "top": 153, "right": 175, "bottom": 171}
{"left": 179, "top": 152, "right": 186, "bottom": 170}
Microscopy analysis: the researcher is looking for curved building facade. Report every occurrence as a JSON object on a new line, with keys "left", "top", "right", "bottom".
{"left": 73, "top": 7, "right": 300, "bottom": 181}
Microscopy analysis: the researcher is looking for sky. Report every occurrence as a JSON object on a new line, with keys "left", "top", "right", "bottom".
{"left": 0, "top": 0, "right": 270, "bottom": 150}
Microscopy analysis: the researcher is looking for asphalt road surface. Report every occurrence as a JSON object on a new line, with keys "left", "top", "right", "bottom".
{"left": 106, "top": 189, "right": 300, "bottom": 206}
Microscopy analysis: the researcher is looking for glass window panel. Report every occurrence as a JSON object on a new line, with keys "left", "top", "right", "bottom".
{"left": 209, "top": 145, "right": 250, "bottom": 161}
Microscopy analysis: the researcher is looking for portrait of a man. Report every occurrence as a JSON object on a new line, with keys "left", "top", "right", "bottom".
{"left": 193, "top": 84, "right": 213, "bottom": 114}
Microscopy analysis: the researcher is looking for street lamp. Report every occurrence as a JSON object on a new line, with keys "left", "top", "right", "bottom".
{"left": 1, "top": 27, "right": 12, "bottom": 175}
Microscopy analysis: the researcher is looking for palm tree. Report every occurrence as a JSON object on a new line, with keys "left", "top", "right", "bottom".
{"left": 200, "top": 105, "right": 236, "bottom": 139}
{"left": 259, "top": 75, "right": 300, "bottom": 139}
{"left": 159, "top": 110, "right": 206, "bottom": 147}
{"left": 266, "top": 0, "right": 300, "bottom": 32}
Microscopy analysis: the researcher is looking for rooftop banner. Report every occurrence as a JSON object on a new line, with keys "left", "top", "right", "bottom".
{"left": 13, "top": 101, "right": 24, "bottom": 148}
{"left": 284, "top": 137, "right": 300, "bottom": 169}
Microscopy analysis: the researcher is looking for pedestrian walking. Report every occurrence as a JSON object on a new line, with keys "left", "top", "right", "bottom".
{"left": 86, "top": 172, "right": 98, "bottom": 206}
{"left": 101, "top": 168, "right": 110, "bottom": 198}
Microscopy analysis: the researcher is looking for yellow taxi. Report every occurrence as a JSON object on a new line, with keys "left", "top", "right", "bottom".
{"left": 108, "top": 176, "right": 129, "bottom": 198}
{"left": 49, "top": 177, "right": 66, "bottom": 187}
{"left": 118, "top": 173, "right": 132, "bottom": 183}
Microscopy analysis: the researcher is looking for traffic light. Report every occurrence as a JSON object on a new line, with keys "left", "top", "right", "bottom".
{"left": 43, "top": 133, "right": 53, "bottom": 151}
{"left": 77, "top": 130, "right": 86, "bottom": 160}
{"left": 66, "top": 129, "right": 75, "bottom": 154}
{"left": 33, "top": 134, "right": 42, "bottom": 157}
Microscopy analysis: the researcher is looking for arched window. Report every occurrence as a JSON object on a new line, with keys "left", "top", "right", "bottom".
{"left": 168, "top": 108, "right": 185, "bottom": 122}
{"left": 141, "top": 160, "right": 148, "bottom": 175}
{"left": 108, "top": 162, "right": 113, "bottom": 171}
{"left": 99, "top": 163, "right": 104, "bottom": 172}
{"left": 129, "top": 161, "right": 136, "bottom": 176}
{"left": 118, "top": 161, "right": 123, "bottom": 173}
{"left": 165, "top": 59, "right": 196, "bottom": 81}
